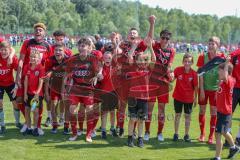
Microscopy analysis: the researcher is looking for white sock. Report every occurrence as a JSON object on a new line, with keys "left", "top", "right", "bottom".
{"left": 230, "top": 145, "right": 236, "bottom": 149}
{"left": 47, "top": 111, "right": 52, "bottom": 119}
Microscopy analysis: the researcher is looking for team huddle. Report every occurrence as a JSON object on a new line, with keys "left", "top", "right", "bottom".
{"left": 0, "top": 15, "right": 240, "bottom": 160}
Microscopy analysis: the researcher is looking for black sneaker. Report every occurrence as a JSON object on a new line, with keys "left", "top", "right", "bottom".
{"left": 184, "top": 134, "right": 191, "bottom": 142}
{"left": 110, "top": 128, "right": 118, "bottom": 137}
{"left": 223, "top": 139, "right": 230, "bottom": 147}
{"left": 23, "top": 128, "right": 32, "bottom": 136}
{"left": 127, "top": 136, "right": 134, "bottom": 147}
{"left": 51, "top": 127, "right": 57, "bottom": 134}
{"left": 235, "top": 137, "right": 240, "bottom": 146}
{"left": 173, "top": 133, "right": 179, "bottom": 141}
{"left": 227, "top": 146, "right": 240, "bottom": 159}
{"left": 32, "top": 128, "right": 39, "bottom": 136}
{"left": 0, "top": 126, "right": 6, "bottom": 134}
{"left": 101, "top": 131, "right": 107, "bottom": 139}
{"left": 15, "top": 123, "right": 23, "bottom": 129}
{"left": 137, "top": 137, "right": 144, "bottom": 148}
{"left": 63, "top": 127, "right": 70, "bottom": 135}
{"left": 119, "top": 128, "right": 124, "bottom": 137}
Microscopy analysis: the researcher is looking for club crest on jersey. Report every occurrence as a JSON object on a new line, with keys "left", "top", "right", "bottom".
{"left": 35, "top": 71, "right": 39, "bottom": 76}
{"left": 189, "top": 77, "right": 193, "bottom": 81}
{"left": 178, "top": 75, "right": 183, "bottom": 80}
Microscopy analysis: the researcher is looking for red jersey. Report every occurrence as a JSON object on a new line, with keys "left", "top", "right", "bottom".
{"left": 99, "top": 65, "right": 114, "bottom": 92}
{"left": 230, "top": 48, "right": 240, "bottom": 57}
{"left": 20, "top": 38, "right": 51, "bottom": 67}
{"left": 0, "top": 56, "right": 18, "bottom": 86}
{"left": 216, "top": 76, "right": 235, "bottom": 115}
{"left": 173, "top": 66, "right": 198, "bottom": 103}
{"left": 50, "top": 45, "right": 73, "bottom": 57}
{"left": 0, "top": 37, "right": 4, "bottom": 43}
{"left": 231, "top": 52, "right": 240, "bottom": 88}
{"left": 66, "top": 54, "right": 99, "bottom": 85}
{"left": 23, "top": 64, "right": 45, "bottom": 96}
{"left": 45, "top": 55, "right": 69, "bottom": 72}
{"left": 196, "top": 52, "right": 225, "bottom": 68}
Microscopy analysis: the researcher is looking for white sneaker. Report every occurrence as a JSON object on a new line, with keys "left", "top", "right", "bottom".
{"left": 38, "top": 128, "right": 44, "bottom": 136}
{"left": 157, "top": 133, "right": 164, "bottom": 141}
{"left": 144, "top": 133, "right": 150, "bottom": 141}
{"left": 91, "top": 130, "right": 97, "bottom": 138}
{"left": 20, "top": 124, "right": 27, "bottom": 133}
{"left": 69, "top": 135, "right": 78, "bottom": 141}
{"left": 77, "top": 130, "right": 83, "bottom": 136}
{"left": 86, "top": 136, "right": 92, "bottom": 143}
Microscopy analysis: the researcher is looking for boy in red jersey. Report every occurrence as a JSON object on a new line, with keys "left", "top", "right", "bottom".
{"left": 23, "top": 50, "right": 45, "bottom": 136}
{"left": 98, "top": 51, "right": 118, "bottom": 139}
{"left": 64, "top": 38, "right": 101, "bottom": 142}
{"left": 172, "top": 53, "right": 198, "bottom": 142}
{"left": 211, "top": 57, "right": 240, "bottom": 160}
{"left": 0, "top": 41, "right": 22, "bottom": 134}
{"left": 45, "top": 43, "right": 70, "bottom": 134}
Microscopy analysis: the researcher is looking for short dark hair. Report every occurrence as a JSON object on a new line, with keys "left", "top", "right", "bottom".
{"left": 130, "top": 27, "right": 138, "bottom": 32}
{"left": 77, "top": 37, "right": 92, "bottom": 46}
{"left": 54, "top": 43, "right": 65, "bottom": 49}
{"left": 160, "top": 29, "right": 172, "bottom": 37}
{"left": 53, "top": 30, "right": 66, "bottom": 37}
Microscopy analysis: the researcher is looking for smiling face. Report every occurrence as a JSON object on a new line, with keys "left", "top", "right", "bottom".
{"left": 34, "top": 27, "right": 45, "bottom": 42}
{"left": 128, "top": 29, "right": 139, "bottom": 42}
{"left": 54, "top": 46, "right": 65, "bottom": 61}
{"left": 0, "top": 47, "right": 10, "bottom": 59}
{"left": 103, "top": 52, "right": 113, "bottom": 66}
{"left": 29, "top": 51, "right": 40, "bottom": 65}
{"left": 182, "top": 57, "right": 193, "bottom": 71}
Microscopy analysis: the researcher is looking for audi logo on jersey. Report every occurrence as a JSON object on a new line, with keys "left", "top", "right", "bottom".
{"left": 73, "top": 70, "right": 90, "bottom": 77}
{"left": 53, "top": 72, "right": 65, "bottom": 77}
{"left": 0, "top": 69, "right": 10, "bottom": 75}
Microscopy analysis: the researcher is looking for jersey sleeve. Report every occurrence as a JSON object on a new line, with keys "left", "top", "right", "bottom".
{"left": 169, "top": 48, "right": 176, "bottom": 64}
{"left": 196, "top": 53, "right": 204, "bottom": 68}
{"left": 20, "top": 40, "right": 29, "bottom": 56}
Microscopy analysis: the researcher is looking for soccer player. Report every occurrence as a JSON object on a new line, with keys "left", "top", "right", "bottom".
{"left": 197, "top": 36, "right": 225, "bottom": 144}
{"left": 45, "top": 43, "right": 70, "bottom": 134}
{"left": 64, "top": 38, "right": 101, "bottom": 142}
{"left": 23, "top": 50, "right": 45, "bottom": 136}
{"left": 0, "top": 41, "right": 22, "bottom": 133}
{"left": 127, "top": 37, "right": 156, "bottom": 147}
{"left": 172, "top": 53, "right": 198, "bottom": 142}
{"left": 211, "top": 57, "right": 240, "bottom": 160}
{"left": 16, "top": 23, "right": 51, "bottom": 135}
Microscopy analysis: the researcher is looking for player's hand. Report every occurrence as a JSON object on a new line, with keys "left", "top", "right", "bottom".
{"left": 149, "top": 15, "right": 156, "bottom": 24}
{"left": 34, "top": 93, "right": 39, "bottom": 102}
{"left": 199, "top": 90, "right": 205, "bottom": 102}
{"left": 11, "top": 84, "right": 18, "bottom": 98}
{"left": 97, "top": 73, "right": 104, "bottom": 81}
{"left": 24, "top": 94, "right": 28, "bottom": 102}
{"left": 90, "top": 76, "right": 98, "bottom": 87}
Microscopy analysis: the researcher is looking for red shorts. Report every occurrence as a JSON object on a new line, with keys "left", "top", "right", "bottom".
{"left": 70, "top": 95, "right": 94, "bottom": 106}
{"left": 148, "top": 93, "right": 169, "bottom": 103}
{"left": 50, "top": 90, "right": 62, "bottom": 101}
{"left": 198, "top": 90, "right": 216, "bottom": 106}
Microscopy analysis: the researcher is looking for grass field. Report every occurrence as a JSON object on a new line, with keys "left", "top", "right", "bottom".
{"left": 0, "top": 46, "right": 239, "bottom": 160}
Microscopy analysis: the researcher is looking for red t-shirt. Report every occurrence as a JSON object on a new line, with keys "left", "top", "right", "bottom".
{"left": 216, "top": 76, "right": 235, "bottom": 115}
{"left": 99, "top": 65, "right": 114, "bottom": 92}
{"left": 23, "top": 64, "right": 45, "bottom": 96}
{"left": 0, "top": 56, "right": 18, "bottom": 86}
{"left": 45, "top": 55, "right": 69, "bottom": 72}
{"left": 173, "top": 66, "right": 198, "bottom": 103}
{"left": 66, "top": 54, "right": 99, "bottom": 85}
{"left": 231, "top": 52, "right": 240, "bottom": 88}
{"left": 196, "top": 52, "right": 225, "bottom": 68}
{"left": 50, "top": 45, "right": 73, "bottom": 57}
{"left": 20, "top": 39, "right": 52, "bottom": 67}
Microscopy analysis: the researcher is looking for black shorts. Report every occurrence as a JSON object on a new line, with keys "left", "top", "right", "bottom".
{"left": 215, "top": 112, "right": 231, "bottom": 134}
{"left": 0, "top": 84, "right": 16, "bottom": 101}
{"left": 232, "top": 87, "right": 240, "bottom": 113}
{"left": 174, "top": 99, "right": 193, "bottom": 114}
{"left": 128, "top": 97, "right": 148, "bottom": 120}
{"left": 101, "top": 91, "right": 118, "bottom": 111}
{"left": 24, "top": 94, "right": 43, "bottom": 109}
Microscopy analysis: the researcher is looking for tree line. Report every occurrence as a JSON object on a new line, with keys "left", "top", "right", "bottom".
{"left": 0, "top": 0, "right": 240, "bottom": 44}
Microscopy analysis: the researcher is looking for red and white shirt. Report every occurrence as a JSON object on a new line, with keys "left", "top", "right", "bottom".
{"left": 173, "top": 66, "right": 198, "bottom": 103}
{"left": 216, "top": 76, "right": 235, "bottom": 115}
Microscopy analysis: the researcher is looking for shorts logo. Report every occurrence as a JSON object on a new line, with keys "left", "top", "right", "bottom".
{"left": 35, "top": 71, "right": 39, "bottom": 76}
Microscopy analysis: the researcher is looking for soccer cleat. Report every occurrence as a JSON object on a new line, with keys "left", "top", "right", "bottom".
{"left": 0, "top": 126, "right": 6, "bottom": 134}
{"left": 101, "top": 131, "right": 107, "bottom": 139}
{"left": 51, "top": 128, "right": 57, "bottom": 134}
{"left": 44, "top": 117, "right": 51, "bottom": 127}
{"left": 143, "top": 132, "right": 150, "bottom": 141}
{"left": 157, "top": 133, "right": 164, "bottom": 141}
{"left": 15, "top": 123, "right": 23, "bottom": 129}
{"left": 227, "top": 146, "right": 240, "bottom": 159}
{"left": 38, "top": 128, "right": 44, "bottom": 136}
{"left": 20, "top": 124, "right": 28, "bottom": 133}
{"left": 58, "top": 118, "right": 64, "bottom": 126}
{"left": 69, "top": 135, "right": 78, "bottom": 141}
{"left": 63, "top": 127, "right": 70, "bottom": 135}
{"left": 119, "top": 128, "right": 124, "bottom": 137}
{"left": 173, "top": 133, "right": 179, "bottom": 141}
{"left": 137, "top": 137, "right": 144, "bottom": 148}
{"left": 23, "top": 128, "right": 32, "bottom": 136}
{"left": 184, "top": 134, "right": 191, "bottom": 142}
{"left": 32, "top": 128, "right": 39, "bottom": 136}
{"left": 198, "top": 134, "right": 205, "bottom": 142}
{"left": 91, "top": 130, "right": 97, "bottom": 138}
{"left": 235, "top": 137, "right": 240, "bottom": 146}
{"left": 110, "top": 128, "right": 118, "bottom": 137}
{"left": 127, "top": 136, "right": 134, "bottom": 147}
{"left": 86, "top": 136, "right": 93, "bottom": 143}
{"left": 77, "top": 130, "right": 83, "bottom": 136}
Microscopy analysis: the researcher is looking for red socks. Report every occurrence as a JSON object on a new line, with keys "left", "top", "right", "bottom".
{"left": 157, "top": 116, "right": 165, "bottom": 134}
{"left": 209, "top": 115, "right": 217, "bottom": 138}
{"left": 17, "top": 103, "right": 25, "bottom": 117}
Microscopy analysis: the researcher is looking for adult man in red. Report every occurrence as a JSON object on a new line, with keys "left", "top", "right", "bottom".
{"left": 16, "top": 23, "right": 51, "bottom": 135}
